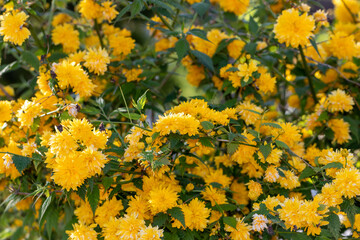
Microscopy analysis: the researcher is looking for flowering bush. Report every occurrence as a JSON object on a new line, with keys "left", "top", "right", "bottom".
{"left": 1, "top": 0, "right": 360, "bottom": 239}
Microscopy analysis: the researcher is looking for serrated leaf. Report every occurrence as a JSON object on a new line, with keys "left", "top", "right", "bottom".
{"left": 259, "top": 144, "right": 272, "bottom": 159}
{"left": 175, "top": 38, "right": 190, "bottom": 61}
{"left": 187, "top": 29, "right": 208, "bottom": 41}
{"left": 275, "top": 140, "right": 289, "bottom": 149}
{"left": 22, "top": 50, "right": 40, "bottom": 70}
{"left": 191, "top": 50, "right": 214, "bottom": 71}
{"left": 223, "top": 216, "right": 237, "bottom": 229}
{"left": 321, "top": 162, "right": 343, "bottom": 170}
{"left": 261, "top": 122, "right": 282, "bottom": 129}
{"left": 200, "top": 121, "right": 214, "bottom": 130}
{"left": 192, "top": 2, "right": 210, "bottom": 16}
{"left": 341, "top": 199, "right": 358, "bottom": 226}
{"left": 212, "top": 204, "right": 237, "bottom": 212}
{"left": 227, "top": 142, "right": 239, "bottom": 155}
{"left": 317, "top": 111, "right": 328, "bottom": 122}
{"left": 87, "top": 185, "right": 100, "bottom": 214}
{"left": 131, "top": 0, "right": 144, "bottom": 17}
{"left": 168, "top": 207, "right": 185, "bottom": 227}
{"left": 153, "top": 212, "right": 168, "bottom": 227}
{"left": 249, "top": 16, "right": 258, "bottom": 35}
{"left": 12, "top": 155, "right": 31, "bottom": 173}
{"left": 103, "top": 177, "right": 114, "bottom": 191}
{"left": 39, "top": 195, "right": 52, "bottom": 227}
{"left": 299, "top": 166, "right": 316, "bottom": 180}
{"left": 328, "top": 212, "right": 340, "bottom": 239}
{"left": 114, "top": 5, "right": 131, "bottom": 22}
{"left": 199, "top": 137, "right": 214, "bottom": 148}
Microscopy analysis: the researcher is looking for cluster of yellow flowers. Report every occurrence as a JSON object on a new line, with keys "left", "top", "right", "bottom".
{"left": 2, "top": 0, "right": 360, "bottom": 239}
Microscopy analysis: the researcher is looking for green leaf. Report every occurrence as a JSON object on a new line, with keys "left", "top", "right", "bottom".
{"left": 12, "top": 155, "right": 31, "bottom": 173}
{"left": 192, "top": 2, "right": 210, "bottom": 17}
{"left": 341, "top": 199, "right": 358, "bottom": 226}
{"left": 275, "top": 140, "right": 289, "bottom": 149}
{"left": 45, "top": 207, "right": 59, "bottom": 239}
{"left": 321, "top": 162, "right": 343, "bottom": 170}
{"left": 309, "top": 37, "right": 321, "bottom": 58}
{"left": 175, "top": 38, "right": 190, "bottom": 61}
{"left": 131, "top": 0, "right": 144, "bottom": 17}
{"left": 299, "top": 166, "right": 316, "bottom": 180}
{"left": 227, "top": 142, "right": 239, "bottom": 155}
{"left": 200, "top": 121, "right": 214, "bottom": 130}
{"left": 119, "top": 112, "right": 142, "bottom": 120}
{"left": 115, "top": 5, "right": 131, "bottom": 22}
{"left": 328, "top": 212, "right": 341, "bottom": 239}
{"left": 261, "top": 122, "right": 282, "bottom": 129}
{"left": 248, "top": 16, "right": 258, "bottom": 35}
{"left": 259, "top": 144, "right": 272, "bottom": 159}
{"left": 187, "top": 29, "right": 208, "bottom": 41}
{"left": 153, "top": 212, "right": 168, "bottom": 227}
{"left": 136, "top": 90, "right": 149, "bottom": 111}
{"left": 102, "top": 177, "right": 114, "bottom": 191}
{"left": 199, "top": 137, "right": 214, "bottom": 148}
{"left": 87, "top": 185, "right": 100, "bottom": 214}
{"left": 191, "top": 50, "right": 214, "bottom": 71}
{"left": 168, "top": 207, "right": 185, "bottom": 227}
{"left": 39, "top": 195, "right": 52, "bottom": 227}
{"left": 223, "top": 216, "right": 237, "bottom": 230}
{"left": 22, "top": 50, "right": 40, "bottom": 70}
{"left": 212, "top": 204, "right": 237, "bottom": 212}
{"left": 317, "top": 111, "right": 328, "bottom": 122}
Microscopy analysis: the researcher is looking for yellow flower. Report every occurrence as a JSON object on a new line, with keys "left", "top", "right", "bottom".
{"left": 74, "top": 201, "right": 94, "bottom": 225}
{"left": 51, "top": 13, "right": 72, "bottom": 26}
{"left": 333, "top": 0, "right": 360, "bottom": 23}
{"left": 138, "top": 225, "right": 164, "bottom": 240}
{"left": 109, "top": 34, "right": 135, "bottom": 57}
{"left": 78, "top": 0, "right": 102, "bottom": 20}
{"left": 236, "top": 101, "right": 262, "bottom": 125}
{"left": 333, "top": 168, "right": 360, "bottom": 198}
{"left": 49, "top": 130, "right": 78, "bottom": 157}
{"left": 182, "top": 198, "right": 211, "bottom": 231}
{"left": 0, "top": 11, "right": 30, "bottom": 45}
{"left": 66, "top": 223, "right": 98, "bottom": 240}
{"left": 16, "top": 100, "right": 42, "bottom": 128}
{"left": 217, "top": 0, "right": 250, "bottom": 16}
{"left": 148, "top": 186, "right": 178, "bottom": 215}
{"left": 204, "top": 168, "right": 232, "bottom": 187}
{"left": 37, "top": 71, "right": 52, "bottom": 96}
{"left": 255, "top": 67, "right": 276, "bottom": 94}
{"left": 264, "top": 165, "right": 280, "bottom": 183}
{"left": 252, "top": 214, "right": 269, "bottom": 232}
{"left": 53, "top": 60, "right": 96, "bottom": 97}
{"left": 328, "top": 31, "right": 359, "bottom": 59}
{"left": 278, "top": 170, "right": 300, "bottom": 190}
{"left": 153, "top": 113, "right": 200, "bottom": 136}
{"left": 236, "top": 60, "right": 258, "bottom": 84}
{"left": 247, "top": 180, "right": 263, "bottom": 200}
{"left": 313, "top": 9, "right": 328, "bottom": 26}
{"left": 126, "top": 195, "right": 151, "bottom": 220}
{"left": 278, "top": 198, "right": 303, "bottom": 230}
{"left": 328, "top": 119, "right": 351, "bottom": 145}
{"left": 84, "top": 48, "right": 110, "bottom": 75}
{"left": 123, "top": 68, "right": 144, "bottom": 82}
{"left": 225, "top": 217, "right": 251, "bottom": 240}
{"left": 0, "top": 101, "right": 12, "bottom": 123}
{"left": 274, "top": 9, "right": 315, "bottom": 48}
{"left": 231, "top": 181, "right": 249, "bottom": 205}
{"left": 52, "top": 23, "right": 80, "bottom": 53}
{"left": 52, "top": 155, "right": 89, "bottom": 191}
{"left": 95, "top": 198, "right": 124, "bottom": 227}
{"left": 101, "top": 1, "right": 119, "bottom": 22}
{"left": 314, "top": 183, "right": 343, "bottom": 207}
{"left": 227, "top": 38, "right": 245, "bottom": 59}
{"left": 201, "top": 185, "right": 227, "bottom": 206}
{"left": 80, "top": 147, "right": 108, "bottom": 176}
{"left": 325, "top": 89, "right": 354, "bottom": 113}
{"left": 116, "top": 213, "right": 145, "bottom": 239}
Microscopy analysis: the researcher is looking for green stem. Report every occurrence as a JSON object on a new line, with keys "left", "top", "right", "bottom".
{"left": 298, "top": 45, "right": 318, "bottom": 104}
{"left": 94, "top": 20, "right": 105, "bottom": 49}
{"left": 156, "top": 12, "right": 174, "bottom": 31}
{"left": 119, "top": 84, "right": 132, "bottom": 124}
{"left": 28, "top": 25, "right": 44, "bottom": 50}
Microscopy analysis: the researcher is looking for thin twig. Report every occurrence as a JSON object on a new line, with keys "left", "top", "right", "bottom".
{"left": 0, "top": 83, "right": 14, "bottom": 100}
